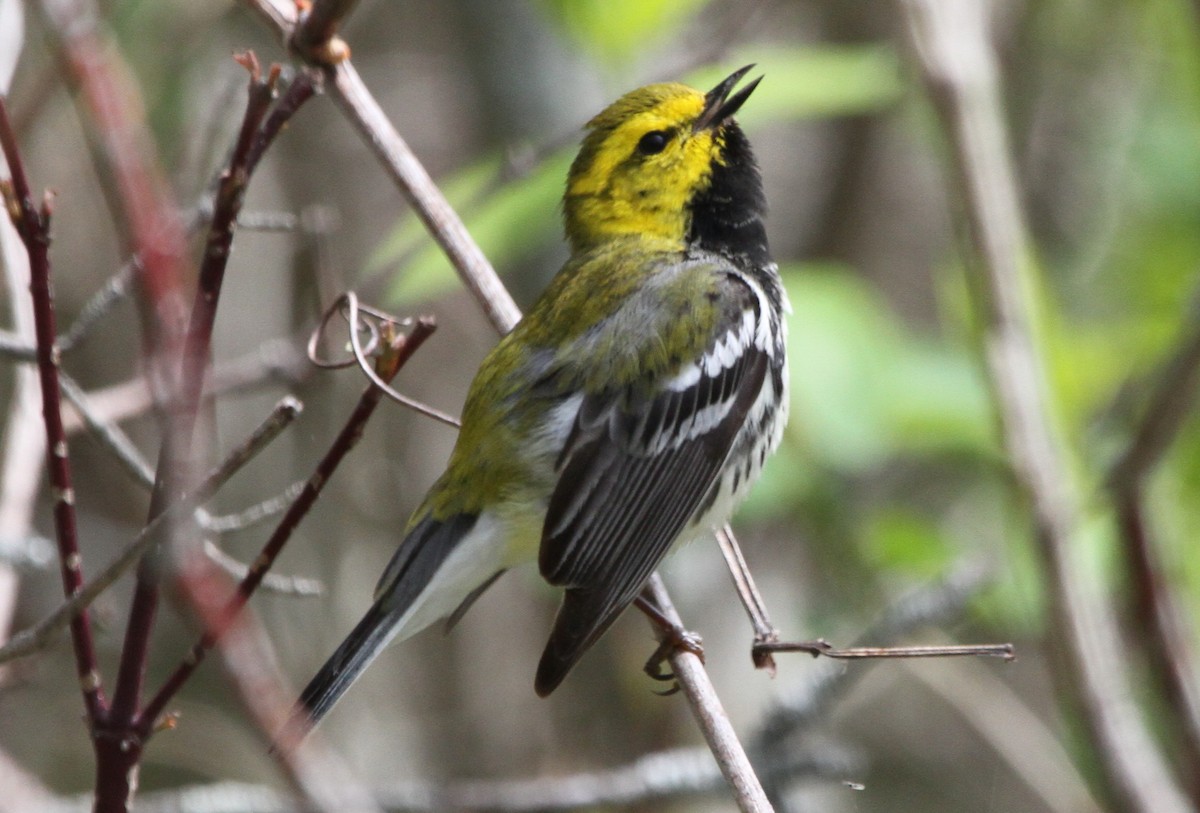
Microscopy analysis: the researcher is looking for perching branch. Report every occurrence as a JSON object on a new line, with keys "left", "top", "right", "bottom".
{"left": 897, "top": 3, "right": 1191, "bottom": 812}
{"left": 644, "top": 575, "right": 774, "bottom": 813}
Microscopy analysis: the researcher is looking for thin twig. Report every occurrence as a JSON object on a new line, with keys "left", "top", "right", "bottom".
{"left": 59, "top": 371, "right": 155, "bottom": 487}
{"left": 57, "top": 259, "right": 135, "bottom": 352}
{"left": 59, "top": 338, "right": 311, "bottom": 436}
{"left": 38, "top": 0, "right": 188, "bottom": 352}
{"left": 0, "top": 96, "right": 105, "bottom": 722}
{"left": 112, "top": 54, "right": 313, "bottom": 745}
{"left": 1113, "top": 490, "right": 1200, "bottom": 797}
{"left": 37, "top": 1, "right": 190, "bottom": 801}
{"left": 308, "top": 293, "right": 461, "bottom": 426}
{"left": 756, "top": 639, "right": 1013, "bottom": 660}
{"left": 203, "top": 540, "right": 323, "bottom": 597}
{"left": 0, "top": 297, "right": 143, "bottom": 364}
{"left": 1107, "top": 298, "right": 1200, "bottom": 493}
{"left": 753, "top": 561, "right": 992, "bottom": 746}
{"left": 65, "top": 367, "right": 309, "bottom": 541}
{"left": 716, "top": 524, "right": 778, "bottom": 671}
{"left": 140, "top": 319, "right": 436, "bottom": 738}
{"left": 897, "top": 3, "right": 1191, "bottom": 812}
{"left": 202, "top": 481, "right": 306, "bottom": 534}
{"left": 0, "top": 398, "right": 302, "bottom": 667}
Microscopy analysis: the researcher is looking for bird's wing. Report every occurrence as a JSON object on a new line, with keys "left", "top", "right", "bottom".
{"left": 535, "top": 268, "right": 768, "bottom": 695}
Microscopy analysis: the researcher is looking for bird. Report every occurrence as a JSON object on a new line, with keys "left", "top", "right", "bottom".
{"left": 295, "top": 65, "right": 789, "bottom": 729}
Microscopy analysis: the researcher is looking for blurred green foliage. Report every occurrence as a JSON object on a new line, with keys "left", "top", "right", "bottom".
{"left": 538, "top": 0, "right": 710, "bottom": 61}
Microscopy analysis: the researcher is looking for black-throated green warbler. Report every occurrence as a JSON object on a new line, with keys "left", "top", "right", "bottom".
{"left": 298, "top": 66, "right": 789, "bottom": 726}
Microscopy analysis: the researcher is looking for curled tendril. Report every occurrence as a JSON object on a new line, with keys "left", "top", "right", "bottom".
{"left": 308, "top": 292, "right": 461, "bottom": 428}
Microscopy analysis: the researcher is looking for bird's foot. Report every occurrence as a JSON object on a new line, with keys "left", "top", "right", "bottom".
{"left": 634, "top": 595, "right": 704, "bottom": 695}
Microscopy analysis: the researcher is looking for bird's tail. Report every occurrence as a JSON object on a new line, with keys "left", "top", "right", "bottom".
{"left": 292, "top": 599, "right": 400, "bottom": 732}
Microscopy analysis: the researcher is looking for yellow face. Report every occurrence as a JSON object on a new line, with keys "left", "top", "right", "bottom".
{"left": 563, "top": 84, "right": 724, "bottom": 252}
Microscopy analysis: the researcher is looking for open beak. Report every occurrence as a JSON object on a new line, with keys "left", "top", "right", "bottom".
{"left": 693, "top": 64, "right": 763, "bottom": 132}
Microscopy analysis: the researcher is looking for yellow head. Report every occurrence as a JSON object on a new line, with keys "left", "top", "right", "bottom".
{"left": 563, "top": 66, "right": 766, "bottom": 258}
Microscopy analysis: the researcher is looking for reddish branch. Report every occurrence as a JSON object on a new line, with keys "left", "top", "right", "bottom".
{"left": 16, "top": 27, "right": 317, "bottom": 808}
{"left": 140, "top": 318, "right": 436, "bottom": 738}
{"left": 107, "top": 57, "right": 314, "bottom": 761}
{"left": 39, "top": 0, "right": 188, "bottom": 354}
{"left": 0, "top": 98, "right": 105, "bottom": 724}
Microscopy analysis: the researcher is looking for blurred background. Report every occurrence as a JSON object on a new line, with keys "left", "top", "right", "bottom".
{"left": 1, "top": 1, "right": 1199, "bottom": 811}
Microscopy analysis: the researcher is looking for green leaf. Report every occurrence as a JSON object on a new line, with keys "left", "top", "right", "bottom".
{"left": 538, "top": 0, "right": 710, "bottom": 61}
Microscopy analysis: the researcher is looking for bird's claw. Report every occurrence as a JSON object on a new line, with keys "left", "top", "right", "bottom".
{"left": 643, "top": 626, "right": 704, "bottom": 695}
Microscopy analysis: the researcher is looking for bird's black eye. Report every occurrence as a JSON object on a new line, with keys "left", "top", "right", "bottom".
{"left": 637, "top": 130, "right": 670, "bottom": 155}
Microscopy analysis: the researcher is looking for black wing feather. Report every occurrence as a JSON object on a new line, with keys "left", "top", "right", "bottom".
{"left": 534, "top": 319, "right": 769, "bottom": 696}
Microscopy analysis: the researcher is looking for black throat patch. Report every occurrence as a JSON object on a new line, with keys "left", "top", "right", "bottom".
{"left": 686, "top": 121, "right": 771, "bottom": 267}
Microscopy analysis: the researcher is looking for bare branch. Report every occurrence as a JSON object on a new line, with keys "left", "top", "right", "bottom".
{"left": 59, "top": 371, "right": 155, "bottom": 487}
{"left": 0, "top": 397, "right": 302, "bottom": 667}
{"left": 1108, "top": 298, "right": 1200, "bottom": 493}
{"left": 753, "top": 561, "right": 992, "bottom": 745}
{"left": 201, "top": 480, "right": 306, "bottom": 534}
{"left": 203, "top": 540, "right": 323, "bottom": 597}
{"left": 291, "top": 0, "right": 357, "bottom": 67}
{"left": 57, "top": 259, "right": 135, "bottom": 352}
{"left": 59, "top": 338, "right": 310, "bottom": 436}
{"left": 644, "top": 575, "right": 774, "bottom": 813}
{"left": 141, "top": 317, "right": 435, "bottom": 738}
{"left": 325, "top": 60, "right": 521, "bottom": 334}
{"left": 897, "top": 3, "right": 1191, "bottom": 811}
{"left": 1105, "top": 290, "right": 1200, "bottom": 784}
{"left": 757, "top": 639, "right": 1012, "bottom": 661}
{"left": 0, "top": 147, "right": 44, "bottom": 655}
{"left": 0, "top": 95, "right": 105, "bottom": 722}
{"left": 38, "top": 0, "right": 188, "bottom": 352}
